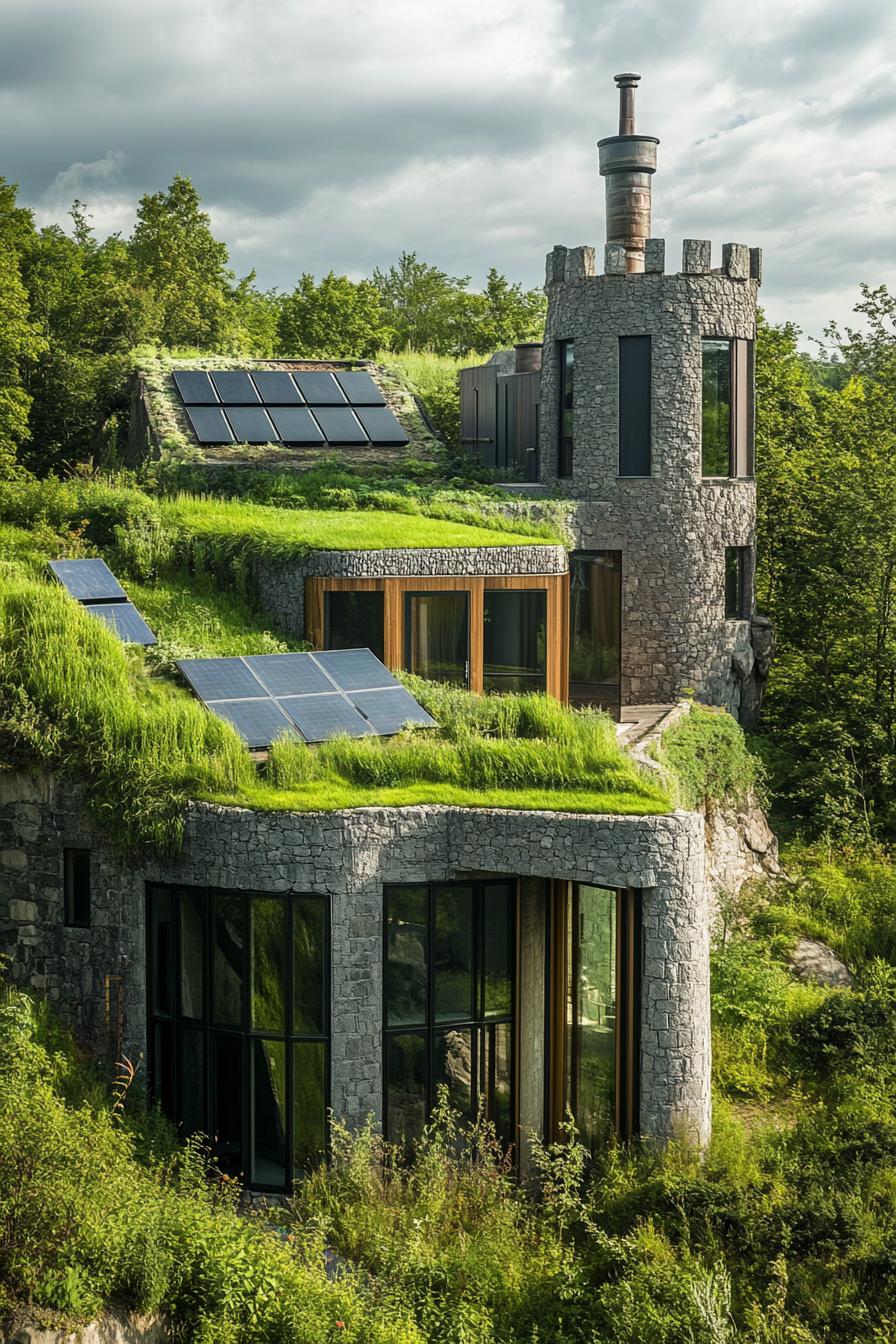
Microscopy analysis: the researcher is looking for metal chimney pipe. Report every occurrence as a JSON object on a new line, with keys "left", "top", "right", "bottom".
{"left": 598, "top": 73, "right": 659, "bottom": 273}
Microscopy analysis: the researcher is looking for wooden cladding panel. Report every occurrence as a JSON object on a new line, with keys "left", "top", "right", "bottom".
{"left": 305, "top": 572, "right": 570, "bottom": 701}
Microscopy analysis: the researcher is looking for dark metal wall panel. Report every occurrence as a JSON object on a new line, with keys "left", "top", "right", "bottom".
{"left": 459, "top": 364, "right": 497, "bottom": 467}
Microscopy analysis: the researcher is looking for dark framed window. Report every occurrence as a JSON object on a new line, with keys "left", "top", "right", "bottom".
{"left": 569, "top": 552, "right": 621, "bottom": 717}
{"left": 63, "top": 848, "right": 91, "bottom": 927}
{"left": 618, "top": 336, "right": 651, "bottom": 476}
{"left": 405, "top": 591, "right": 470, "bottom": 687}
{"left": 384, "top": 881, "right": 516, "bottom": 1151}
{"left": 324, "top": 590, "right": 385, "bottom": 662}
{"left": 557, "top": 340, "right": 574, "bottom": 478}
{"left": 146, "top": 883, "right": 329, "bottom": 1192}
{"left": 552, "top": 885, "right": 640, "bottom": 1150}
{"left": 724, "top": 547, "right": 751, "bottom": 619}
{"left": 702, "top": 338, "right": 754, "bottom": 477}
{"left": 483, "top": 589, "right": 547, "bottom": 693}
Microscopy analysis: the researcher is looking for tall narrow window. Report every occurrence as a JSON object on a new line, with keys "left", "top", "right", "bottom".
{"left": 324, "top": 591, "right": 385, "bottom": 662}
{"left": 557, "top": 340, "right": 574, "bottom": 478}
{"left": 483, "top": 589, "right": 547, "bottom": 693}
{"left": 405, "top": 592, "right": 470, "bottom": 687}
{"left": 552, "top": 885, "right": 640, "bottom": 1150}
{"left": 618, "top": 336, "right": 651, "bottom": 476}
{"left": 732, "top": 338, "right": 755, "bottom": 477}
{"left": 569, "top": 552, "right": 621, "bottom": 717}
{"left": 63, "top": 848, "right": 91, "bottom": 927}
{"left": 724, "top": 547, "right": 750, "bottom": 619}
{"left": 703, "top": 338, "right": 754, "bottom": 477}
{"left": 384, "top": 881, "right": 515, "bottom": 1151}
{"left": 147, "top": 884, "right": 329, "bottom": 1192}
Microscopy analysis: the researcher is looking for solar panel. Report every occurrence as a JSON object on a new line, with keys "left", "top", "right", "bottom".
{"left": 83, "top": 602, "right": 157, "bottom": 646}
{"left": 208, "top": 698, "right": 298, "bottom": 750}
{"left": 293, "top": 371, "right": 347, "bottom": 405}
{"left": 312, "top": 648, "right": 400, "bottom": 692}
{"left": 224, "top": 406, "right": 277, "bottom": 443}
{"left": 185, "top": 406, "right": 235, "bottom": 444}
{"left": 243, "top": 653, "right": 334, "bottom": 697}
{"left": 280, "top": 693, "right": 374, "bottom": 743}
{"left": 173, "top": 370, "right": 218, "bottom": 404}
{"left": 354, "top": 406, "right": 410, "bottom": 445}
{"left": 267, "top": 407, "right": 326, "bottom": 445}
{"left": 334, "top": 371, "right": 386, "bottom": 406}
{"left": 49, "top": 558, "right": 127, "bottom": 602}
{"left": 350, "top": 687, "right": 437, "bottom": 735}
{"left": 177, "top": 658, "right": 267, "bottom": 702}
{"left": 312, "top": 407, "right": 368, "bottom": 444}
{"left": 210, "top": 371, "right": 260, "bottom": 404}
{"left": 252, "top": 371, "right": 305, "bottom": 404}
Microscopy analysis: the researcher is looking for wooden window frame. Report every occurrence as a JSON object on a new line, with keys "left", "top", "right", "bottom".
{"left": 306, "top": 573, "right": 570, "bottom": 702}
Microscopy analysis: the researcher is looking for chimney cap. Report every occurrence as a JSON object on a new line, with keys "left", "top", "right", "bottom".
{"left": 614, "top": 72, "right": 641, "bottom": 86}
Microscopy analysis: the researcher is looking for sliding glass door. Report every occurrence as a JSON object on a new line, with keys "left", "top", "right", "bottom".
{"left": 483, "top": 589, "right": 547, "bottom": 693}
{"left": 405, "top": 592, "right": 470, "bottom": 687}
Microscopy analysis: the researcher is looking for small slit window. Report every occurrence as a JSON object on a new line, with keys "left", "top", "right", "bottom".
{"left": 557, "top": 340, "right": 574, "bottom": 478}
{"left": 724, "top": 547, "right": 751, "bottom": 619}
{"left": 64, "top": 848, "right": 91, "bottom": 927}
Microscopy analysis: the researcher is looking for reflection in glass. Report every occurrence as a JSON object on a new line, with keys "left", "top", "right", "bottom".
{"left": 483, "top": 884, "right": 513, "bottom": 1019}
{"left": 179, "top": 888, "right": 204, "bottom": 1019}
{"left": 702, "top": 339, "right": 732, "bottom": 476}
{"left": 406, "top": 593, "right": 469, "bottom": 686}
{"left": 433, "top": 885, "right": 473, "bottom": 1023}
{"left": 558, "top": 339, "right": 574, "bottom": 477}
{"left": 725, "top": 547, "right": 745, "bottom": 619}
{"left": 569, "top": 552, "right": 621, "bottom": 715}
{"left": 386, "top": 886, "right": 428, "bottom": 1027}
{"left": 153, "top": 1020, "right": 174, "bottom": 1115}
{"left": 150, "top": 887, "right": 173, "bottom": 1016}
{"left": 482, "top": 1021, "right": 513, "bottom": 1143}
{"left": 387, "top": 1033, "right": 427, "bottom": 1148}
{"left": 293, "top": 897, "right": 325, "bottom": 1035}
{"left": 179, "top": 1027, "right": 205, "bottom": 1136}
{"left": 213, "top": 1033, "right": 243, "bottom": 1174}
{"left": 325, "top": 590, "right": 385, "bottom": 662}
{"left": 567, "top": 885, "right": 617, "bottom": 1152}
{"left": 293, "top": 1041, "right": 326, "bottom": 1174}
{"left": 252, "top": 897, "right": 286, "bottom": 1033}
{"left": 433, "top": 1028, "right": 473, "bottom": 1121}
{"left": 252, "top": 1039, "right": 286, "bottom": 1187}
{"left": 483, "top": 591, "right": 547, "bottom": 693}
{"left": 213, "top": 894, "right": 244, "bottom": 1026}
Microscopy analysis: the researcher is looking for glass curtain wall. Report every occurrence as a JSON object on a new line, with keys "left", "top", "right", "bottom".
{"left": 384, "top": 881, "right": 515, "bottom": 1151}
{"left": 405, "top": 592, "right": 470, "bottom": 687}
{"left": 483, "top": 589, "right": 547, "bottom": 693}
{"left": 569, "top": 552, "right": 622, "bottom": 716}
{"left": 147, "top": 883, "right": 328, "bottom": 1192}
{"left": 324, "top": 591, "right": 385, "bottom": 662}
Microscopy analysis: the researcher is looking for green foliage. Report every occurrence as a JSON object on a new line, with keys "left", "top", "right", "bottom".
{"left": 658, "top": 704, "right": 763, "bottom": 811}
{"left": 278, "top": 272, "right": 388, "bottom": 358}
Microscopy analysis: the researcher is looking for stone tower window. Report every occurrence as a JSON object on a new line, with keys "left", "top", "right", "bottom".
{"left": 724, "top": 546, "right": 751, "bottom": 619}
{"left": 618, "top": 336, "right": 652, "bottom": 476}
{"left": 702, "top": 339, "right": 755, "bottom": 478}
{"left": 63, "top": 847, "right": 91, "bottom": 927}
{"left": 557, "top": 340, "right": 575, "bottom": 477}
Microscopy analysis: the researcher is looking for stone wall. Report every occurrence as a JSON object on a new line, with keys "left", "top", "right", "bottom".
{"left": 539, "top": 239, "right": 759, "bottom": 716}
{"left": 0, "top": 775, "right": 710, "bottom": 1146}
{"left": 253, "top": 543, "right": 568, "bottom": 641}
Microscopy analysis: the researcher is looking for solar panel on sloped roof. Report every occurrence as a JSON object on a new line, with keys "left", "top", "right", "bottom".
{"left": 208, "top": 698, "right": 298, "bottom": 750}
{"left": 210, "top": 371, "right": 260, "bottom": 404}
{"left": 334, "top": 371, "right": 386, "bottom": 406}
{"left": 267, "top": 407, "right": 326, "bottom": 445}
{"left": 173, "top": 370, "right": 218, "bottom": 404}
{"left": 280, "top": 693, "right": 374, "bottom": 743}
{"left": 48, "top": 558, "right": 128, "bottom": 602}
{"left": 252, "top": 371, "right": 305, "bottom": 404}
{"left": 177, "top": 657, "right": 267, "bottom": 702}
{"left": 311, "top": 407, "right": 368, "bottom": 444}
{"left": 243, "top": 653, "right": 334, "bottom": 697}
{"left": 354, "top": 406, "right": 410, "bottom": 446}
{"left": 185, "top": 406, "right": 235, "bottom": 444}
{"left": 312, "top": 648, "right": 400, "bottom": 692}
{"left": 293, "top": 371, "right": 347, "bottom": 404}
{"left": 349, "top": 687, "right": 437, "bottom": 735}
{"left": 224, "top": 406, "right": 277, "bottom": 443}
{"left": 83, "top": 602, "right": 157, "bottom": 646}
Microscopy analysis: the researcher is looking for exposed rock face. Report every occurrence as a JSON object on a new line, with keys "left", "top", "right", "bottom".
{"left": 703, "top": 792, "right": 780, "bottom": 914}
{"left": 2, "top": 1311, "right": 165, "bottom": 1343}
{"left": 790, "top": 938, "right": 854, "bottom": 989}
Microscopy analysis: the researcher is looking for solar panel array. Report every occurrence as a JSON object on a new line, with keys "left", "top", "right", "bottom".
{"left": 177, "top": 648, "right": 437, "bottom": 749}
{"left": 173, "top": 369, "right": 410, "bottom": 449}
{"left": 48, "top": 559, "right": 157, "bottom": 646}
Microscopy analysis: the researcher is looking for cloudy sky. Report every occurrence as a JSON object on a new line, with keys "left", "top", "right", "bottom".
{"left": 1, "top": 0, "right": 894, "bottom": 342}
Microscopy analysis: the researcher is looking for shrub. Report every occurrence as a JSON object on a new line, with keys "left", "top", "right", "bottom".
{"left": 659, "top": 704, "right": 764, "bottom": 810}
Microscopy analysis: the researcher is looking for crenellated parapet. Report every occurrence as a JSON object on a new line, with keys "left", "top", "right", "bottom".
{"left": 545, "top": 238, "right": 763, "bottom": 285}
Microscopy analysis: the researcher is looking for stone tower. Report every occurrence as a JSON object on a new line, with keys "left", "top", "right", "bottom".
{"left": 538, "top": 74, "right": 767, "bottom": 720}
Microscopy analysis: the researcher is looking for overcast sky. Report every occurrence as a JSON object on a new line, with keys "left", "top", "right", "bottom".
{"left": 1, "top": 0, "right": 894, "bottom": 343}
